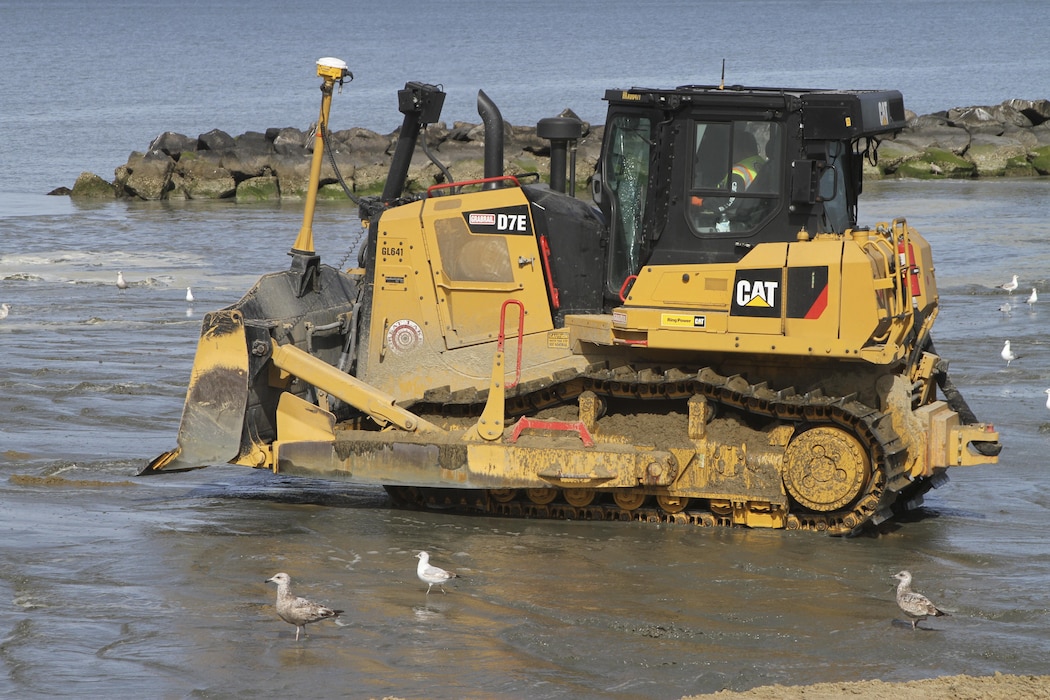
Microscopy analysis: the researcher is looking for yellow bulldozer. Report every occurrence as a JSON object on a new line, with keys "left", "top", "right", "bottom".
{"left": 143, "top": 58, "right": 1001, "bottom": 534}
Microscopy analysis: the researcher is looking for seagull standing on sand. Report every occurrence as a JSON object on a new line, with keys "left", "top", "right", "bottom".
{"left": 1001, "top": 340, "right": 1017, "bottom": 366}
{"left": 416, "top": 551, "right": 458, "bottom": 594}
{"left": 186, "top": 286, "right": 195, "bottom": 303}
{"left": 116, "top": 271, "right": 128, "bottom": 291}
{"left": 892, "top": 570, "right": 949, "bottom": 629}
{"left": 1001, "top": 274, "right": 1019, "bottom": 293}
{"left": 265, "top": 572, "right": 343, "bottom": 640}
{"left": 1027, "top": 288, "right": 1037, "bottom": 306}
{"left": 0, "top": 303, "right": 9, "bottom": 321}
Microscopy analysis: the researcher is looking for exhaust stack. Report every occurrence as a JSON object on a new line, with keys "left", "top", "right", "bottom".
{"left": 477, "top": 90, "right": 504, "bottom": 189}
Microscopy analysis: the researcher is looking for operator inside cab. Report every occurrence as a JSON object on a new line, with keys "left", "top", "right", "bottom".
{"left": 689, "top": 121, "right": 781, "bottom": 235}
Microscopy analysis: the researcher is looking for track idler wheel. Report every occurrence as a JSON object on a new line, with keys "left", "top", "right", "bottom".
{"left": 563, "top": 488, "right": 596, "bottom": 507}
{"left": 613, "top": 489, "right": 647, "bottom": 511}
{"left": 490, "top": 489, "right": 517, "bottom": 503}
{"left": 527, "top": 487, "right": 558, "bottom": 505}
{"left": 783, "top": 426, "right": 870, "bottom": 511}
{"left": 656, "top": 495, "right": 690, "bottom": 514}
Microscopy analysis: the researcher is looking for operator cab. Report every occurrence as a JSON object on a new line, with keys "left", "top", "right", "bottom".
{"left": 592, "top": 86, "right": 906, "bottom": 301}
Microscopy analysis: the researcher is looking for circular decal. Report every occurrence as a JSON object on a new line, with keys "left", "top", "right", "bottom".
{"left": 386, "top": 319, "right": 424, "bottom": 355}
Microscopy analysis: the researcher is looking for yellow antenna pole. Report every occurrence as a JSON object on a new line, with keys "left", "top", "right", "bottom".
{"left": 291, "top": 57, "right": 350, "bottom": 255}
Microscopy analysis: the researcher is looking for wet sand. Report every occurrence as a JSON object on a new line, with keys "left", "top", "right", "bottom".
{"left": 691, "top": 673, "right": 1050, "bottom": 699}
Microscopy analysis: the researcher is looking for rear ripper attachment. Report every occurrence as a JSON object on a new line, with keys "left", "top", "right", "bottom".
{"left": 143, "top": 61, "right": 1000, "bottom": 535}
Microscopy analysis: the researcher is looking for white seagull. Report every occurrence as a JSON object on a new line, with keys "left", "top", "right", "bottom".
{"left": 116, "top": 271, "right": 129, "bottom": 291}
{"left": 0, "top": 303, "right": 9, "bottom": 321}
{"left": 265, "top": 572, "right": 343, "bottom": 641}
{"left": 416, "top": 551, "right": 458, "bottom": 594}
{"left": 1001, "top": 274, "right": 1019, "bottom": 293}
{"left": 186, "top": 286, "right": 195, "bottom": 303}
{"left": 1027, "top": 288, "right": 1037, "bottom": 306}
{"left": 892, "top": 570, "right": 949, "bottom": 629}
{"left": 1044, "top": 388, "right": 1050, "bottom": 410}
{"left": 1001, "top": 340, "right": 1017, "bottom": 366}
{"left": 998, "top": 302, "right": 1012, "bottom": 316}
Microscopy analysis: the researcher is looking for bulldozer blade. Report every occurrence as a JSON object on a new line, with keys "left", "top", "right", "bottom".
{"left": 140, "top": 309, "right": 250, "bottom": 474}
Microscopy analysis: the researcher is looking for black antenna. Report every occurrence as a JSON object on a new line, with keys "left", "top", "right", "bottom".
{"left": 720, "top": 59, "right": 725, "bottom": 89}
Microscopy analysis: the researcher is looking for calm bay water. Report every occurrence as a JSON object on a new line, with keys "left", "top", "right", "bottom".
{"left": 2, "top": 0, "right": 1049, "bottom": 196}
{"left": 3, "top": 1, "right": 1050, "bottom": 698}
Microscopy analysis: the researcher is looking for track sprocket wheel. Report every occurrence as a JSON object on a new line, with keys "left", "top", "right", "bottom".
{"left": 783, "top": 426, "right": 870, "bottom": 511}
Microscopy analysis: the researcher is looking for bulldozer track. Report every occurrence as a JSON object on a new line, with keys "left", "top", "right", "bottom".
{"left": 396, "top": 365, "right": 924, "bottom": 535}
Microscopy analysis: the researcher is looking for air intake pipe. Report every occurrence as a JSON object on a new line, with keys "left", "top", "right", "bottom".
{"left": 381, "top": 81, "right": 446, "bottom": 204}
{"left": 537, "top": 116, "right": 583, "bottom": 195}
{"left": 477, "top": 90, "right": 504, "bottom": 189}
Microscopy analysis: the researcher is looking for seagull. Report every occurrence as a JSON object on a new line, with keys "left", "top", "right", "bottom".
{"left": 998, "top": 302, "right": 1012, "bottom": 316}
{"left": 116, "top": 271, "right": 128, "bottom": 291}
{"left": 1001, "top": 274, "right": 1019, "bottom": 293}
{"left": 1027, "top": 288, "right": 1037, "bottom": 306}
{"left": 265, "top": 572, "right": 343, "bottom": 641}
{"left": 0, "top": 303, "right": 9, "bottom": 321}
{"left": 1001, "top": 340, "right": 1017, "bottom": 366}
{"left": 892, "top": 570, "right": 949, "bottom": 629}
{"left": 186, "top": 286, "right": 195, "bottom": 303}
{"left": 416, "top": 551, "right": 458, "bottom": 594}
{"left": 1044, "top": 388, "right": 1050, "bottom": 410}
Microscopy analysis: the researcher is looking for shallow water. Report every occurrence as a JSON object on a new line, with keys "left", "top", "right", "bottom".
{"left": 2, "top": 179, "right": 1050, "bottom": 697}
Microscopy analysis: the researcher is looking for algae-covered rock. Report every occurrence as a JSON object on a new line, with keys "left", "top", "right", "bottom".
{"left": 175, "top": 151, "right": 237, "bottom": 199}
{"left": 317, "top": 183, "right": 354, "bottom": 200}
{"left": 236, "top": 176, "right": 280, "bottom": 201}
{"left": 1030, "top": 145, "right": 1050, "bottom": 175}
{"left": 122, "top": 150, "right": 176, "bottom": 200}
{"left": 1004, "top": 154, "right": 1038, "bottom": 177}
{"left": 870, "top": 140, "right": 922, "bottom": 177}
{"left": 967, "top": 135, "right": 1030, "bottom": 177}
{"left": 70, "top": 171, "right": 117, "bottom": 198}
{"left": 896, "top": 148, "right": 976, "bottom": 179}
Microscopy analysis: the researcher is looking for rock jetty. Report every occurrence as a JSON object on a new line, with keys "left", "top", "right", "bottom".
{"left": 64, "top": 99, "right": 1050, "bottom": 201}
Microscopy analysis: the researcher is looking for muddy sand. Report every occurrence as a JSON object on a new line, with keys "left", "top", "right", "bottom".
{"left": 687, "top": 673, "right": 1050, "bottom": 699}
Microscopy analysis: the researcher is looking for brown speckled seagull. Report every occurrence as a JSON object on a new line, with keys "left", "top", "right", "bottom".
{"left": 893, "top": 570, "right": 949, "bottom": 629}
{"left": 266, "top": 572, "right": 343, "bottom": 640}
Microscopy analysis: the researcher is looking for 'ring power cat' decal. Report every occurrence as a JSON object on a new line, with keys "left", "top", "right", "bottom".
{"left": 463, "top": 205, "right": 532, "bottom": 235}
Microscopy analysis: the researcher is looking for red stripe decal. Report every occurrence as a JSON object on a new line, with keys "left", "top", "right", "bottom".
{"left": 804, "top": 285, "right": 828, "bottom": 319}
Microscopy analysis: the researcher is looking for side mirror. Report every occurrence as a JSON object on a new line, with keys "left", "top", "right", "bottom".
{"left": 817, "top": 165, "right": 839, "bottom": 203}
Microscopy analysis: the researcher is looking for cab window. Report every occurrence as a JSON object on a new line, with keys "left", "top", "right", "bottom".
{"left": 689, "top": 120, "right": 781, "bottom": 235}
{"left": 602, "top": 114, "right": 652, "bottom": 288}
{"left": 819, "top": 140, "right": 850, "bottom": 233}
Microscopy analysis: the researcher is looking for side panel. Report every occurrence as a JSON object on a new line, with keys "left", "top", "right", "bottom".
{"left": 361, "top": 187, "right": 567, "bottom": 404}
{"left": 606, "top": 233, "right": 911, "bottom": 361}
{"left": 422, "top": 188, "right": 554, "bottom": 348}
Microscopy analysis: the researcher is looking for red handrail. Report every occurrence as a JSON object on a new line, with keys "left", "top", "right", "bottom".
{"left": 426, "top": 175, "right": 521, "bottom": 198}
{"left": 619, "top": 275, "right": 637, "bottom": 302}
{"left": 498, "top": 299, "right": 525, "bottom": 389}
